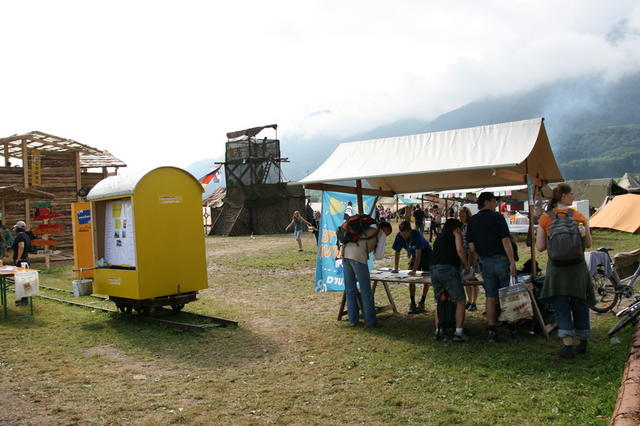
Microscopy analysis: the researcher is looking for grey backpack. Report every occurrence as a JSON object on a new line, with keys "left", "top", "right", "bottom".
{"left": 547, "top": 209, "right": 584, "bottom": 266}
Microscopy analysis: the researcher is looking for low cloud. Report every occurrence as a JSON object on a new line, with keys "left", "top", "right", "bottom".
{"left": 1, "top": 1, "right": 640, "bottom": 169}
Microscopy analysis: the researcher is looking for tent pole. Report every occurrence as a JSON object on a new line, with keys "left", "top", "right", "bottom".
{"left": 526, "top": 175, "right": 537, "bottom": 278}
{"left": 22, "top": 139, "right": 30, "bottom": 229}
{"left": 355, "top": 179, "right": 364, "bottom": 214}
{"left": 395, "top": 196, "right": 399, "bottom": 223}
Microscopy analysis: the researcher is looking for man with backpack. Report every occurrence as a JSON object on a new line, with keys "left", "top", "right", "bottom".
{"left": 392, "top": 221, "right": 433, "bottom": 314}
{"left": 466, "top": 192, "right": 518, "bottom": 343}
{"left": 339, "top": 218, "right": 392, "bottom": 328}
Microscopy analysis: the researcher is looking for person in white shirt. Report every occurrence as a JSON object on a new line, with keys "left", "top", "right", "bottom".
{"left": 341, "top": 221, "right": 392, "bottom": 327}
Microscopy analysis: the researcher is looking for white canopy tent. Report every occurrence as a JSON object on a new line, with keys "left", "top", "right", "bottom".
{"left": 297, "top": 118, "right": 562, "bottom": 195}
{"left": 295, "top": 118, "right": 564, "bottom": 286}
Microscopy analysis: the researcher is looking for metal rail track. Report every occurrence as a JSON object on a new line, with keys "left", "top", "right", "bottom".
{"left": 18, "top": 285, "right": 238, "bottom": 330}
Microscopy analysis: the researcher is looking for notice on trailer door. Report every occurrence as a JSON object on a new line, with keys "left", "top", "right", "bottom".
{"left": 104, "top": 199, "right": 137, "bottom": 267}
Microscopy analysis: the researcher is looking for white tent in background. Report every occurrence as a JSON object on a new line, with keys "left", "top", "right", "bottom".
{"left": 619, "top": 172, "right": 640, "bottom": 192}
{"left": 405, "top": 184, "right": 553, "bottom": 202}
{"left": 297, "top": 118, "right": 563, "bottom": 195}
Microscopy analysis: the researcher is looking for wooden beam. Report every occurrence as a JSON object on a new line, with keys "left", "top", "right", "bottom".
{"left": 22, "top": 140, "right": 30, "bottom": 228}
{"left": 302, "top": 183, "right": 395, "bottom": 197}
{"left": 0, "top": 134, "right": 28, "bottom": 144}
{"left": 3, "top": 143, "right": 8, "bottom": 166}
{"left": 75, "top": 151, "right": 82, "bottom": 201}
{"left": 29, "top": 131, "right": 101, "bottom": 154}
{"left": 495, "top": 169, "right": 545, "bottom": 187}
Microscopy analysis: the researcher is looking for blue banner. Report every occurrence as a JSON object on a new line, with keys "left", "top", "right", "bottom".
{"left": 314, "top": 191, "right": 376, "bottom": 292}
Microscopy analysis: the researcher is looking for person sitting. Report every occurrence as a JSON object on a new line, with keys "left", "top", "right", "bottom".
{"left": 431, "top": 218, "right": 470, "bottom": 342}
{"left": 392, "top": 221, "right": 433, "bottom": 314}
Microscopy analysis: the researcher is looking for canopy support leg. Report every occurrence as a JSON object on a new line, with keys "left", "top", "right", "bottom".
{"left": 356, "top": 179, "right": 364, "bottom": 215}
{"left": 526, "top": 175, "right": 537, "bottom": 278}
{"left": 395, "top": 196, "right": 399, "bottom": 223}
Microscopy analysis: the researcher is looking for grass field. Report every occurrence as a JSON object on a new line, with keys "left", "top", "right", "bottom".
{"left": 0, "top": 229, "right": 639, "bottom": 425}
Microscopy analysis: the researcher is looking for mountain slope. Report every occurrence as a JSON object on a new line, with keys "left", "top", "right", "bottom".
{"left": 187, "top": 72, "right": 640, "bottom": 185}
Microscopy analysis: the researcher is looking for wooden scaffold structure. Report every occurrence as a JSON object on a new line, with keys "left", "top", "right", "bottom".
{"left": 0, "top": 131, "right": 126, "bottom": 263}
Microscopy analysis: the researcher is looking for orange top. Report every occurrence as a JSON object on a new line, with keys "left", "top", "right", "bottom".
{"left": 539, "top": 208, "right": 587, "bottom": 234}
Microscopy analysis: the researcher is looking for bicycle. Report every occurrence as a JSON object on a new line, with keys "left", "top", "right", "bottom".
{"left": 608, "top": 297, "right": 640, "bottom": 337}
{"left": 590, "top": 247, "right": 640, "bottom": 313}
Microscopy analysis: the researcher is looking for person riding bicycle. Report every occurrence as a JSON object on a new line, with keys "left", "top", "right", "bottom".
{"left": 536, "top": 183, "right": 595, "bottom": 359}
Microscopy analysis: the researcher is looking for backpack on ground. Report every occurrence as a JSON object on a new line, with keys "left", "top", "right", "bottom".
{"left": 336, "top": 214, "right": 377, "bottom": 244}
{"left": 547, "top": 209, "right": 584, "bottom": 266}
{"left": 436, "top": 289, "right": 456, "bottom": 329}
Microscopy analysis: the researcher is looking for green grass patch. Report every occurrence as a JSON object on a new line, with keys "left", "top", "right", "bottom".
{"left": 0, "top": 229, "right": 637, "bottom": 424}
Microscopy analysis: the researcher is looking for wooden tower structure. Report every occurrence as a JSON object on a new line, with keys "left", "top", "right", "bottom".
{"left": 210, "top": 125, "right": 305, "bottom": 236}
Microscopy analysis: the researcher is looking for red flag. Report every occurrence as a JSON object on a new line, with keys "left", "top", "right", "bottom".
{"left": 200, "top": 165, "right": 222, "bottom": 186}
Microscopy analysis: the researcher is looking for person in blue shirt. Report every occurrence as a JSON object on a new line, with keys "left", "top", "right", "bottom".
{"left": 285, "top": 211, "right": 312, "bottom": 252}
{"left": 392, "top": 221, "right": 433, "bottom": 314}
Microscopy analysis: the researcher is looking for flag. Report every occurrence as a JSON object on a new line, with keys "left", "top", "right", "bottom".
{"left": 200, "top": 165, "right": 222, "bottom": 187}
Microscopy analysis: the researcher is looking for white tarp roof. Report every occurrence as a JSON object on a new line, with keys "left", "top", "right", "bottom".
{"left": 87, "top": 166, "right": 200, "bottom": 200}
{"left": 297, "top": 118, "right": 563, "bottom": 194}
{"left": 87, "top": 170, "right": 147, "bottom": 200}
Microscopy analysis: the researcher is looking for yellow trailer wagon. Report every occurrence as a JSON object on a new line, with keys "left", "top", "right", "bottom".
{"left": 86, "top": 167, "right": 207, "bottom": 314}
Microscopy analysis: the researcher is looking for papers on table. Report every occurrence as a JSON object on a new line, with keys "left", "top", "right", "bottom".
{"left": 371, "top": 270, "right": 428, "bottom": 281}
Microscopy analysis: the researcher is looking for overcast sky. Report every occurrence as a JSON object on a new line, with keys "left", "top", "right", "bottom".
{"left": 1, "top": 1, "right": 639, "bottom": 172}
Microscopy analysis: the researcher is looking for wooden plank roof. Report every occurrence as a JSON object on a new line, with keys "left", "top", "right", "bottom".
{"left": 0, "top": 130, "right": 126, "bottom": 168}
{"left": 0, "top": 185, "right": 55, "bottom": 201}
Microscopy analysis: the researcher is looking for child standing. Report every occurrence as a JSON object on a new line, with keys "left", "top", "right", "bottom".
{"left": 285, "top": 211, "right": 311, "bottom": 252}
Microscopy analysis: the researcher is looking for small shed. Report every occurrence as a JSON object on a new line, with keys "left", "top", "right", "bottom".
{"left": 202, "top": 187, "right": 226, "bottom": 234}
{"left": 618, "top": 173, "right": 640, "bottom": 192}
{"left": 86, "top": 167, "right": 207, "bottom": 308}
{"left": 0, "top": 131, "right": 126, "bottom": 256}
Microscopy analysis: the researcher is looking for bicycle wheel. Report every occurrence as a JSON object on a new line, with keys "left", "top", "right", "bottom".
{"left": 591, "top": 273, "right": 619, "bottom": 313}
{"left": 608, "top": 310, "right": 640, "bottom": 336}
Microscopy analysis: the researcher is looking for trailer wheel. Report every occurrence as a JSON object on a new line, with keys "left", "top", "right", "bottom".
{"left": 117, "top": 304, "right": 133, "bottom": 314}
{"left": 171, "top": 304, "right": 185, "bottom": 313}
{"left": 136, "top": 306, "right": 151, "bottom": 316}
